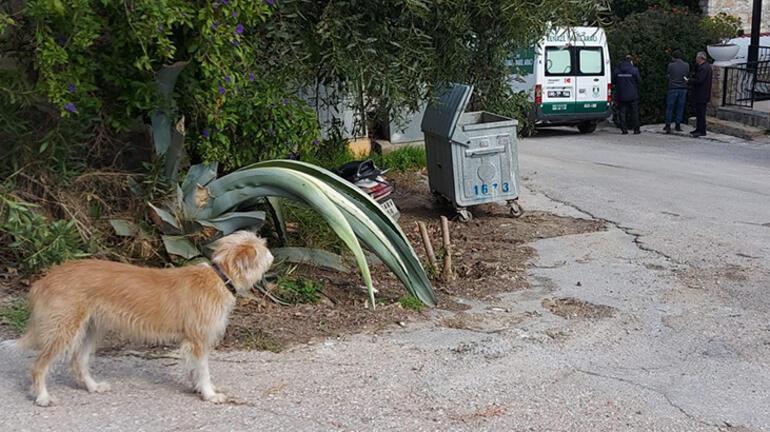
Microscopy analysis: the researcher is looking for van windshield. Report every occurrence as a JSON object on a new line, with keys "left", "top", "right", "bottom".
{"left": 545, "top": 47, "right": 572, "bottom": 76}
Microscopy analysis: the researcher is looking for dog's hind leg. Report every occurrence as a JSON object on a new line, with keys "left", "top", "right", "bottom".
{"left": 70, "top": 322, "right": 110, "bottom": 394}
{"left": 31, "top": 311, "right": 88, "bottom": 407}
{"left": 187, "top": 340, "right": 226, "bottom": 403}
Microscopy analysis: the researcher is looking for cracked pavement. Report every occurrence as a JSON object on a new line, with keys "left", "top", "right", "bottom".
{"left": 1, "top": 126, "right": 769, "bottom": 431}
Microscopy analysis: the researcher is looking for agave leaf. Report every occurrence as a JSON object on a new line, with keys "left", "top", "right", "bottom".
{"left": 253, "top": 160, "right": 436, "bottom": 306}
{"left": 298, "top": 172, "right": 435, "bottom": 307}
{"left": 206, "top": 167, "right": 376, "bottom": 306}
{"left": 197, "top": 211, "right": 266, "bottom": 235}
{"left": 148, "top": 202, "right": 181, "bottom": 234}
{"left": 162, "top": 235, "right": 201, "bottom": 259}
{"left": 164, "top": 116, "right": 186, "bottom": 181}
{"left": 182, "top": 162, "right": 218, "bottom": 200}
{"left": 109, "top": 219, "right": 138, "bottom": 237}
{"left": 150, "top": 111, "right": 171, "bottom": 156}
{"left": 272, "top": 247, "right": 350, "bottom": 273}
{"left": 266, "top": 197, "right": 288, "bottom": 246}
{"left": 175, "top": 183, "right": 185, "bottom": 213}
{"left": 156, "top": 61, "right": 189, "bottom": 101}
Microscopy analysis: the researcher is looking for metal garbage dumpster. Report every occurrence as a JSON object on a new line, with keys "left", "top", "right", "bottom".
{"left": 421, "top": 83, "right": 522, "bottom": 221}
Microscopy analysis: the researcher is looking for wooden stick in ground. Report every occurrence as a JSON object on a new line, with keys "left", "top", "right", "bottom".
{"left": 440, "top": 216, "right": 453, "bottom": 280}
{"left": 417, "top": 221, "right": 438, "bottom": 269}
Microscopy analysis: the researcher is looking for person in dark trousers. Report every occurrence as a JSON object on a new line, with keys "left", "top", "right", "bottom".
{"left": 612, "top": 55, "right": 641, "bottom": 134}
{"left": 664, "top": 50, "right": 690, "bottom": 133}
{"left": 689, "top": 51, "right": 713, "bottom": 138}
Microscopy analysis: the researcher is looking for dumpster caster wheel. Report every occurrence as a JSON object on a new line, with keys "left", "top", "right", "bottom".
{"left": 508, "top": 201, "right": 524, "bottom": 218}
{"left": 457, "top": 209, "right": 473, "bottom": 222}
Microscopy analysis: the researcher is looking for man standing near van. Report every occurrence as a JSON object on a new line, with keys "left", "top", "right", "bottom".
{"left": 613, "top": 55, "right": 641, "bottom": 135}
{"left": 664, "top": 50, "right": 689, "bottom": 133}
{"left": 689, "top": 51, "right": 713, "bottom": 138}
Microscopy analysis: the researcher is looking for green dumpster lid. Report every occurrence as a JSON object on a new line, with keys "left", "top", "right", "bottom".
{"left": 421, "top": 83, "right": 473, "bottom": 139}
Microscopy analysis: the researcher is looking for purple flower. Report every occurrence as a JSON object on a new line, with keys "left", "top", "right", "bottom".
{"left": 66, "top": 83, "right": 76, "bottom": 93}
{"left": 211, "top": 22, "right": 219, "bottom": 31}
{"left": 281, "top": 98, "right": 289, "bottom": 106}
{"left": 201, "top": 129, "right": 210, "bottom": 138}
{"left": 264, "top": 0, "right": 275, "bottom": 5}
{"left": 63, "top": 102, "right": 77, "bottom": 113}
{"left": 219, "top": 0, "right": 229, "bottom": 4}
{"left": 218, "top": 86, "right": 226, "bottom": 95}
{"left": 235, "top": 23, "right": 244, "bottom": 34}
{"left": 312, "top": 139, "right": 320, "bottom": 146}
{"left": 248, "top": 72, "right": 255, "bottom": 82}
{"left": 232, "top": 11, "right": 238, "bottom": 18}
{"left": 224, "top": 75, "right": 231, "bottom": 83}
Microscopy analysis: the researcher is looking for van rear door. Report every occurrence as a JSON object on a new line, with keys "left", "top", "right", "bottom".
{"left": 541, "top": 45, "right": 576, "bottom": 115}
{"left": 574, "top": 46, "right": 609, "bottom": 114}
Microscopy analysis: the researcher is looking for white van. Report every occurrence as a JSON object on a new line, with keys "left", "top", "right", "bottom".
{"left": 510, "top": 26, "right": 612, "bottom": 133}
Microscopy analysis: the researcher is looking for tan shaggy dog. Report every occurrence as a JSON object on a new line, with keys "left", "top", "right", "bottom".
{"left": 4, "top": 231, "right": 273, "bottom": 407}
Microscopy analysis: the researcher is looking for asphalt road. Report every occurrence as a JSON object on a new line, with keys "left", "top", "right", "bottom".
{"left": 1, "top": 126, "right": 769, "bottom": 431}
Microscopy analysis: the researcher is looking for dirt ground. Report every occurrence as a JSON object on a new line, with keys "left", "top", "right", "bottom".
{"left": 0, "top": 170, "right": 605, "bottom": 352}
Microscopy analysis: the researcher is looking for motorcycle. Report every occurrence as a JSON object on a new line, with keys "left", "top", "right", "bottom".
{"left": 335, "top": 159, "right": 400, "bottom": 220}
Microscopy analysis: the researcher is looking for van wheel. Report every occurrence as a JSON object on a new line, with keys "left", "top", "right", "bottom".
{"left": 577, "top": 121, "right": 597, "bottom": 134}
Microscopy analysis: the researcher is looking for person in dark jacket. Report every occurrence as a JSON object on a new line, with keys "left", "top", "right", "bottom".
{"left": 689, "top": 51, "right": 713, "bottom": 137}
{"left": 612, "top": 55, "right": 641, "bottom": 134}
{"left": 664, "top": 50, "right": 690, "bottom": 133}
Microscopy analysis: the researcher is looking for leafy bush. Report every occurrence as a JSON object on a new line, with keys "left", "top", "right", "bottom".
{"left": 399, "top": 294, "right": 425, "bottom": 312}
{"left": 607, "top": 8, "right": 714, "bottom": 123}
{"left": 275, "top": 275, "right": 322, "bottom": 304}
{"left": 0, "top": 300, "right": 30, "bottom": 333}
{"left": 1, "top": 0, "right": 319, "bottom": 176}
{"left": 609, "top": 0, "right": 701, "bottom": 19}
{"left": 0, "top": 194, "right": 88, "bottom": 274}
{"left": 700, "top": 13, "right": 742, "bottom": 45}
{"left": 376, "top": 146, "right": 427, "bottom": 172}
{"left": 272, "top": 0, "right": 610, "bottom": 133}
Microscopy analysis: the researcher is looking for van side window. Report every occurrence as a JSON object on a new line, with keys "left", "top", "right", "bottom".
{"left": 545, "top": 47, "right": 572, "bottom": 76}
{"left": 577, "top": 47, "right": 603, "bottom": 75}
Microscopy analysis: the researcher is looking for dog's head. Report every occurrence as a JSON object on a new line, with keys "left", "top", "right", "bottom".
{"left": 211, "top": 231, "right": 274, "bottom": 294}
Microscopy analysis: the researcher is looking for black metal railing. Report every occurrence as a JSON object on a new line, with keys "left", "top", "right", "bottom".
{"left": 722, "top": 60, "right": 770, "bottom": 108}
{"left": 759, "top": 45, "right": 770, "bottom": 61}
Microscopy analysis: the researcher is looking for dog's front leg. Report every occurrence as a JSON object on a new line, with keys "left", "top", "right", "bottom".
{"left": 188, "top": 344, "right": 226, "bottom": 403}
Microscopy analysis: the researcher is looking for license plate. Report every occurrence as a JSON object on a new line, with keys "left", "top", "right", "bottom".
{"left": 380, "top": 199, "right": 400, "bottom": 220}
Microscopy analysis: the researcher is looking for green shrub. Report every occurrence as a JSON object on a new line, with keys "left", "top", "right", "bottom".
{"left": 1, "top": 0, "right": 319, "bottom": 175}
{"left": 700, "top": 13, "right": 742, "bottom": 45}
{"left": 376, "top": 146, "right": 427, "bottom": 172}
{"left": 609, "top": 0, "right": 701, "bottom": 20}
{"left": 0, "top": 300, "right": 30, "bottom": 333}
{"left": 0, "top": 194, "right": 88, "bottom": 274}
{"left": 607, "top": 8, "right": 714, "bottom": 123}
{"left": 399, "top": 294, "right": 425, "bottom": 312}
{"left": 275, "top": 275, "right": 322, "bottom": 304}
{"left": 483, "top": 90, "right": 536, "bottom": 136}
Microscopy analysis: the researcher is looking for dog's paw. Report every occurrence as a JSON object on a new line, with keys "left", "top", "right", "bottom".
{"left": 34, "top": 394, "right": 57, "bottom": 407}
{"left": 202, "top": 392, "right": 227, "bottom": 404}
{"left": 87, "top": 381, "right": 111, "bottom": 394}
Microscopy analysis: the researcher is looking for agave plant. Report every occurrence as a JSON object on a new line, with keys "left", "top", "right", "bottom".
{"left": 148, "top": 160, "right": 436, "bottom": 308}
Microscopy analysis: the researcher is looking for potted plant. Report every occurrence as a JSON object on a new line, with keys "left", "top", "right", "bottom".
{"left": 701, "top": 13, "right": 743, "bottom": 64}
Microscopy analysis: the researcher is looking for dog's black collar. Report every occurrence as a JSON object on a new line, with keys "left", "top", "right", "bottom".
{"left": 211, "top": 262, "right": 237, "bottom": 295}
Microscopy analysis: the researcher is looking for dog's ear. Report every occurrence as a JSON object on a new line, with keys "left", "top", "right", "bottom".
{"left": 232, "top": 244, "right": 258, "bottom": 275}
